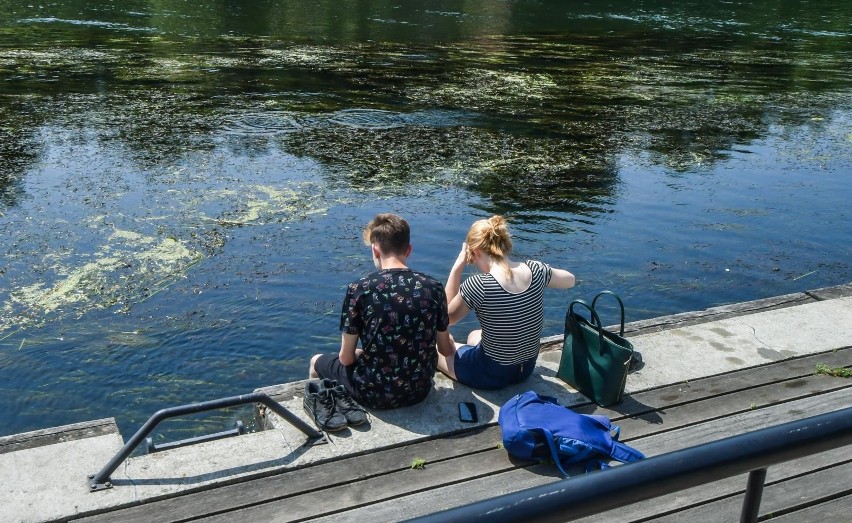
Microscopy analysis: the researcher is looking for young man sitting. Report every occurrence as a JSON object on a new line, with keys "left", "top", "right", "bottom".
{"left": 306, "top": 213, "right": 455, "bottom": 430}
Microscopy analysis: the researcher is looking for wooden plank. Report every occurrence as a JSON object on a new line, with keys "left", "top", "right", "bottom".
{"left": 574, "top": 391, "right": 852, "bottom": 521}
{"left": 753, "top": 462, "right": 852, "bottom": 521}
{"left": 76, "top": 354, "right": 850, "bottom": 522}
{"left": 755, "top": 493, "right": 852, "bottom": 522}
{"left": 195, "top": 448, "right": 527, "bottom": 523}
{"left": 646, "top": 461, "right": 852, "bottom": 522}
{"left": 613, "top": 372, "right": 852, "bottom": 442}
{"left": 308, "top": 390, "right": 852, "bottom": 523}
{"left": 75, "top": 426, "right": 509, "bottom": 523}
{"left": 308, "top": 465, "right": 560, "bottom": 523}
{"left": 0, "top": 418, "right": 118, "bottom": 454}
{"left": 577, "top": 346, "right": 852, "bottom": 422}
{"left": 572, "top": 448, "right": 852, "bottom": 522}
{"left": 630, "top": 388, "right": 852, "bottom": 457}
{"left": 309, "top": 448, "right": 852, "bottom": 523}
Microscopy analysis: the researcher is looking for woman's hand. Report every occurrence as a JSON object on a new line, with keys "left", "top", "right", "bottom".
{"left": 454, "top": 242, "right": 469, "bottom": 267}
{"left": 446, "top": 242, "right": 468, "bottom": 305}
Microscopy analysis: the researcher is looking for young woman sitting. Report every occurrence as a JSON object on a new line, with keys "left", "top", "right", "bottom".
{"left": 438, "top": 215, "right": 576, "bottom": 389}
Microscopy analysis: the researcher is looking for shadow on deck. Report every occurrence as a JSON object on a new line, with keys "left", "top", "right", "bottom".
{"left": 74, "top": 345, "right": 852, "bottom": 522}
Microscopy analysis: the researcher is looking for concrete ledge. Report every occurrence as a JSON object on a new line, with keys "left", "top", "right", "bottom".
{"left": 0, "top": 418, "right": 119, "bottom": 455}
{"left": 808, "top": 282, "right": 852, "bottom": 300}
{"left": 256, "top": 359, "right": 590, "bottom": 470}
{"left": 0, "top": 427, "right": 125, "bottom": 522}
{"left": 539, "top": 291, "right": 817, "bottom": 348}
{"left": 626, "top": 296, "right": 852, "bottom": 389}
{"left": 256, "top": 291, "right": 852, "bottom": 476}
{"left": 542, "top": 282, "right": 852, "bottom": 343}
{"left": 623, "top": 292, "right": 816, "bottom": 334}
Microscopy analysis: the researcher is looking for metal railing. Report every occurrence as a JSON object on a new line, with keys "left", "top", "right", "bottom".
{"left": 88, "top": 392, "right": 324, "bottom": 491}
{"left": 409, "top": 406, "right": 852, "bottom": 523}
{"left": 146, "top": 420, "right": 246, "bottom": 453}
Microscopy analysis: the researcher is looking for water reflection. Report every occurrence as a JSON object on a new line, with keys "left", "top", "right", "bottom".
{"left": 0, "top": 0, "right": 849, "bottom": 438}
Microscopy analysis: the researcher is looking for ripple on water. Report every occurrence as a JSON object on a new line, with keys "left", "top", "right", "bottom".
{"left": 401, "top": 109, "right": 476, "bottom": 128}
{"left": 19, "top": 17, "right": 155, "bottom": 32}
{"left": 218, "top": 111, "right": 304, "bottom": 135}
{"left": 327, "top": 108, "right": 407, "bottom": 130}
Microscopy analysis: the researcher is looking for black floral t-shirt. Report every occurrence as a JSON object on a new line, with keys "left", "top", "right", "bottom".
{"left": 340, "top": 268, "right": 450, "bottom": 409}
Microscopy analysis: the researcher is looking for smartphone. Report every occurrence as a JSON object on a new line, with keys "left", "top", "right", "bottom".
{"left": 458, "top": 401, "right": 478, "bottom": 423}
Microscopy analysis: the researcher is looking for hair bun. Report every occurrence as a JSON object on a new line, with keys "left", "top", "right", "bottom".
{"left": 466, "top": 215, "right": 513, "bottom": 263}
{"left": 488, "top": 215, "right": 507, "bottom": 236}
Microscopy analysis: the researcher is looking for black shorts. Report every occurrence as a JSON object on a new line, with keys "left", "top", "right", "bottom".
{"left": 313, "top": 353, "right": 360, "bottom": 400}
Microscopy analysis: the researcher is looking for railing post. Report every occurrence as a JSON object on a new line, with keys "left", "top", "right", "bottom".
{"left": 740, "top": 468, "right": 767, "bottom": 523}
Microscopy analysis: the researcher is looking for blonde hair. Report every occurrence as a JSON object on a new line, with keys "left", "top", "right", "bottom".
{"left": 466, "top": 215, "right": 513, "bottom": 278}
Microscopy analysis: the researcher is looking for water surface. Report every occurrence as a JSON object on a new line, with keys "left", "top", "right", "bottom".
{"left": 1, "top": 0, "right": 850, "bottom": 440}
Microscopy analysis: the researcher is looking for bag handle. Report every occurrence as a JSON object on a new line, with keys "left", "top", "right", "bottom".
{"left": 540, "top": 427, "right": 608, "bottom": 475}
{"left": 567, "top": 299, "right": 603, "bottom": 328}
{"left": 566, "top": 299, "right": 608, "bottom": 350}
{"left": 591, "top": 290, "right": 627, "bottom": 337}
{"left": 538, "top": 428, "right": 570, "bottom": 478}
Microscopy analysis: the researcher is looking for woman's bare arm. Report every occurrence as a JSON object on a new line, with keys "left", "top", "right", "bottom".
{"left": 547, "top": 268, "right": 576, "bottom": 289}
{"left": 446, "top": 242, "right": 467, "bottom": 303}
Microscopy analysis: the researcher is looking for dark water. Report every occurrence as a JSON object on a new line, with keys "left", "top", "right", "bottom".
{"left": 1, "top": 0, "right": 850, "bottom": 441}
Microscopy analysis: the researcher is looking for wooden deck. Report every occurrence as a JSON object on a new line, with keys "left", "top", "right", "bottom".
{"left": 74, "top": 345, "right": 852, "bottom": 523}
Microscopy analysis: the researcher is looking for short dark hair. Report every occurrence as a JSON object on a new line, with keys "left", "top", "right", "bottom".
{"left": 363, "top": 213, "right": 410, "bottom": 256}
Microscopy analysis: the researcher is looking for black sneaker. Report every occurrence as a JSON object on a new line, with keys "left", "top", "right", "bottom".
{"left": 628, "top": 351, "right": 644, "bottom": 373}
{"left": 304, "top": 380, "right": 347, "bottom": 432}
{"left": 321, "top": 379, "right": 368, "bottom": 426}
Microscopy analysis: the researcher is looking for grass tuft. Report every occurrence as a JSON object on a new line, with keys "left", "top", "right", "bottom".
{"left": 815, "top": 364, "right": 852, "bottom": 378}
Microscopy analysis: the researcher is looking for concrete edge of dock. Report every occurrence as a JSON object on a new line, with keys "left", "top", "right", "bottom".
{"left": 2, "top": 282, "right": 851, "bottom": 522}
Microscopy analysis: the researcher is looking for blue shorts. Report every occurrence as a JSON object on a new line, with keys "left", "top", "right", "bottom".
{"left": 453, "top": 343, "right": 537, "bottom": 390}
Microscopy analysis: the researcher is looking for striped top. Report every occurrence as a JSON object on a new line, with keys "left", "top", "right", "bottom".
{"left": 459, "top": 260, "right": 553, "bottom": 365}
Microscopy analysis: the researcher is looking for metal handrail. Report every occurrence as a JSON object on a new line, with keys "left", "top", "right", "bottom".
{"left": 146, "top": 420, "right": 246, "bottom": 453}
{"left": 409, "top": 406, "right": 852, "bottom": 523}
{"left": 88, "top": 392, "right": 324, "bottom": 491}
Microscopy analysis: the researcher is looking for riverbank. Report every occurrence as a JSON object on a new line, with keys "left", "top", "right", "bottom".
{"left": 2, "top": 283, "right": 850, "bottom": 522}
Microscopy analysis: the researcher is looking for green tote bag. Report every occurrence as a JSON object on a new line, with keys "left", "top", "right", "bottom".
{"left": 557, "top": 291, "right": 635, "bottom": 407}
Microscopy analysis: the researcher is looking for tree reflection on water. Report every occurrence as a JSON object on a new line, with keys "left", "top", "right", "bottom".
{"left": 0, "top": 0, "right": 849, "bottom": 437}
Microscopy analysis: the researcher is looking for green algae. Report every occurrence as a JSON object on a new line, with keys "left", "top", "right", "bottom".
{"left": 1, "top": 7, "right": 850, "bottom": 343}
{"left": 0, "top": 168, "right": 334, "bottom": 338}
{"left": 202, "top": 184, "right": 329, "bottom": 226}
{"left": 1, "top": 227, "right": 202, "bottom": 334}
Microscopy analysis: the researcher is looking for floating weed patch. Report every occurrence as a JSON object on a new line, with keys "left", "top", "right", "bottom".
{"left": 410, "top": 68, "right": 558, "bottom": 108}
{"left": 259, "top": 46, "right": 357, "bottom": 69}
{"left": 0, "top": 169, "right": 337, "bottom": 339}
{"left": 1, "top": 227, "right": 202, "bottom": 334}
{"left": 328, "top": 108, "right": 407, "bottom": 130}
{"left": 203, "top": 183, "right": 329, "bottom": 226}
